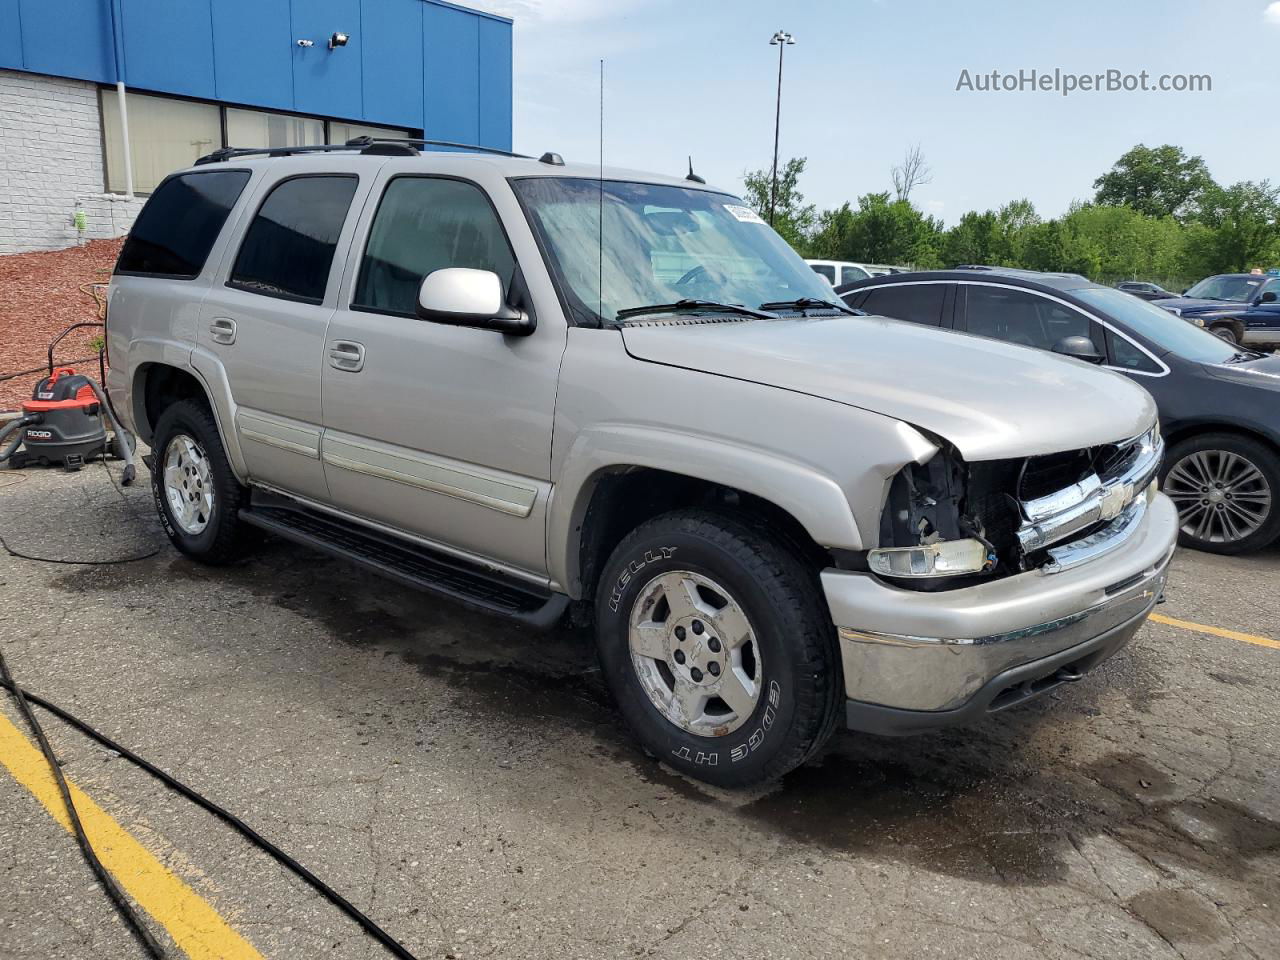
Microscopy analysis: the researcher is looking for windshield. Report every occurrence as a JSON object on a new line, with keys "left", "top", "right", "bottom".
{"left": 1074, "top": 288, "right": 1242, "bottom": 364}
{"left": 1183, "top": 275, "right": 1263, "bottom": 302}
{"left": 512, "top": 177, "right": 834, "bottom": 324}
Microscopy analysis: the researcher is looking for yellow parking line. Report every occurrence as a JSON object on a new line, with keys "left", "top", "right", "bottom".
{"left": 0, "top": 710, "right": 264, "bottom": 960}
{"left": 1149, "top": 612, "right": 1280, "bottom": 651}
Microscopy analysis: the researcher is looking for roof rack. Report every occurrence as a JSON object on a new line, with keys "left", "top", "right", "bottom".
{"left": 195, "top": 137, "right": 540, "bottom": 166}
{"left": 344, "top": 136, "right": 537, "bottom": 160}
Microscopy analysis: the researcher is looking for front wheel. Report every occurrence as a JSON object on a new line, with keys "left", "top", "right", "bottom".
{"left": 1161, "top": 433, "right": 1280, "bottom": 554}
{"left": 1209, "top": 323, "right": 1240, "bottom": 344}
{"left": 594, "top": 510, "right": 842, "bottom": 787}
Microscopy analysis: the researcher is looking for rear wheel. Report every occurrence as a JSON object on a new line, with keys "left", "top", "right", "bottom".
{"left": 594, "top": 510, "right": 841, "bottom": 787}
{"left": 1161, "top": 433, "right": 1280, "bottom": 554}
{"left": 151, "top": 399, "right": 255, "bottom": 564}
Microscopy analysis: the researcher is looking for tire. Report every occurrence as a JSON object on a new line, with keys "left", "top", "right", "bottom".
{"left": 150, "top": 398, "right": 255, "bottom": 564}
{"left": 1209, "top": 323, "right": 1240, "bottom": 345}
{"left": 594, "top": 510, "right": 842, "bottom": 787}
{"left": 1161, "top": 433, "right": 1280, "bottom": 555}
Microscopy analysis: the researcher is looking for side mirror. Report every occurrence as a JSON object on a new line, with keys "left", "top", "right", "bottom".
{"left": 415, "top": 268, "right": 534, "bottom": 336}
{"left": 1260, "top": 291, "right": 1277, "bottom": 304}
{"left": 1052, "top": 335, "right": 1106, "bottom": 364}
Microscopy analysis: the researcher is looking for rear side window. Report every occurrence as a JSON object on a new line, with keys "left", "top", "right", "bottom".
{"left": 860, "top": 283, "right": 946, "bottom": 326}
{"left": 116, "top": 171, "right": 250, "bottom": 278}
{"left": 229, "top": 175, "right": 359, "bottom": 303}
{"left": 353, "top": 177, "right": 516, "bottom": 316}
{"left": 840, "top": 265, "right": 869, "bottom": 285}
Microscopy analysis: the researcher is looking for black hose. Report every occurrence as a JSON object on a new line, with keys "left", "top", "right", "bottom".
{"left": 0, "top": 675, "right": 422, "bottom": 960}
{"left": 0, "top": 651, "right": 166, "bottom": 958}
{"left": 0, "top": 414, "right": 38, "bottom": 463}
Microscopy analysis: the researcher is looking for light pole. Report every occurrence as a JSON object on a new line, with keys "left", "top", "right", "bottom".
{"left": 768, "top": 30, "right": 794, "bottom": 227}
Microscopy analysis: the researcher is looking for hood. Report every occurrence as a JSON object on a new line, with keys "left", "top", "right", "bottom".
{"left": 1154, "top": 297, "right": 1243, "bottom": 316}
{"left": 1205, "top": 353, "right": 1280, "bottom": 391}
{"left": 619, "top": 315, "right": 1156, "bottom": 461}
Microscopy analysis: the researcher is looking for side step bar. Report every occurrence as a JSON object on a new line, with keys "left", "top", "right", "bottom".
{"left": 239, "top": 501, "right": 569, "bottom": 629}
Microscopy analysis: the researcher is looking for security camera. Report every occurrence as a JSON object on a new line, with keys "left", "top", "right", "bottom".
{"left": 329, "top": 32, "right": 349, "bottom": 50}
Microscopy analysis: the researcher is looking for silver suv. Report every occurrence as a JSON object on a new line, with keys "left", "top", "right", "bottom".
{"left": 105, "top": 140, "right": 1178, "bottom": 787}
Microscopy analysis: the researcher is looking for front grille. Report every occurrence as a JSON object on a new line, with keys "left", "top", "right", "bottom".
{"left": 1019, "top": 449, "right": 1093, "bottom": 501}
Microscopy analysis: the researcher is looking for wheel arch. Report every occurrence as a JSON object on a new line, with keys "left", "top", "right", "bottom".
{"left": 555, "top": 463, "right": 846, "bottom": 603}
{"left": 133, "top": 356, "right": 246, "bottom": 480}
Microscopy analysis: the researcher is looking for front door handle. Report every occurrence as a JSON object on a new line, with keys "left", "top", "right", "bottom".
{"left": 209, "top": 317, "right": 237, "bottom": 345}
{"left": 328, "top": 340, "right": 365, "bottom": 373}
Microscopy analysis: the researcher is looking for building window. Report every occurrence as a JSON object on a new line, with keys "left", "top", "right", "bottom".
{"left": 329, "top": 121, "right": 410, "bottom": 143}
{"left": 102, "top": 89, "right": 222, "bottom": 194}
{"left": 100, "top": 88, "right": 414, "bottom": 196}
{"left": 227, "top": 108, "right": 325, "bottom": 150}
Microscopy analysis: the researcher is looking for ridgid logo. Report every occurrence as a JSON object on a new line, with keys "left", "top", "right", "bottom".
{"left": 956, "top": 68, "right": 1212, "bottom": 97}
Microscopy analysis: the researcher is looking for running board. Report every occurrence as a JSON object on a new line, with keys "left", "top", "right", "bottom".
{"left": 238, "top": 501, "right": 568, "bottom": 629}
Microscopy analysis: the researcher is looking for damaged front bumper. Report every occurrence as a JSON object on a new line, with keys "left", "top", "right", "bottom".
{"left": 822, "top": 492, "right": 1179, "bottom": 735}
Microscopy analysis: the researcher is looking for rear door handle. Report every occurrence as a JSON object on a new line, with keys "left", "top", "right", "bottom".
{"left": 209, "top": 317, "right": 237, "bottom": 345}
{"left": 328, "top": 340, "right": 365, "bottom": 373}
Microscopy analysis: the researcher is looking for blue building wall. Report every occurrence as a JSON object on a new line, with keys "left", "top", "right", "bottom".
{"left": 0, "top": 0, "right": 512, "bottom": 149}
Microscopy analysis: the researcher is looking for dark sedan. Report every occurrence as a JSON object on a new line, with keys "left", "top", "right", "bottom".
{"left": 1154, "top": 273, "right": 1280, "bottom": 345}
{"left": 1117, "top": 280, "right": 1178, "bottom": 301}
{"left": 838, "top": 267, "right": 1280, "bottom": 554}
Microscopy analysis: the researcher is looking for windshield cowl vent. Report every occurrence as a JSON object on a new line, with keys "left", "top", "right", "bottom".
{"left": 622, "top": 316, "right": 755, "bottom": 328}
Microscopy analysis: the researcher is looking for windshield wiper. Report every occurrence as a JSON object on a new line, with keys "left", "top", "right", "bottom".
{"left": 759, "top": 297, "right": 862, "bottom": 316}
{"left": 614, "top": 299, "right": 777, "bottom": 321}
{"left": 1224, "top": 350, "right": 1265, "bottom": 363}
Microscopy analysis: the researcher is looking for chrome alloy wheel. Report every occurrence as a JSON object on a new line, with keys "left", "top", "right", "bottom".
{"left": 628, "top": 571, "right": 763, "bottom": 737}
{"left": 1164, "top": 449, "right": 1273, "bottom": 544}
{"left": 163, "top": 433, "right": 214, "bottom": 535}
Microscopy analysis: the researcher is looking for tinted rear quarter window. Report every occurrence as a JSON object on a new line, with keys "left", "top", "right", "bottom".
{"left": 116, "top": 171, "right": 251, "bottom": 278}
{"left": 860, "top": 283, "right": 946, "bottom": 326}
{"left": 230, "top": 175, "right": 359, "bottom": 303}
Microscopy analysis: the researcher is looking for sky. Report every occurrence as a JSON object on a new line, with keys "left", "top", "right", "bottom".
{"left": 464, "top": 0, "right": 1280, "bottom": 226}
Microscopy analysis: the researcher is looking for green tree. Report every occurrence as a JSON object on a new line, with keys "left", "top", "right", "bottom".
{"left": 941, "top": 210, "right": 1001, "bottom": 266}
{"left": 808, "top": 192, "right": 941, "bottom": 267}
{"left": 742, "top": 157, "right": 816, "bottom": 250}
{"left": 1194, "top": 180, "right": 1280, "bottom": 271}
{"left": 1093, "top": 144, "right": 1216, "bottom": 220}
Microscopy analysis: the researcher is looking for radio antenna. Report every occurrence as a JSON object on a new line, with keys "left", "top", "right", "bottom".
{"left": 598, "top": 58, "right": 604, "bottom": 323}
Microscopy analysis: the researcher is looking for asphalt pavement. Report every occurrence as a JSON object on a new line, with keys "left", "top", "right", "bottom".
{"left": 0, "top": 458, "right": 1276, "bottom": 960}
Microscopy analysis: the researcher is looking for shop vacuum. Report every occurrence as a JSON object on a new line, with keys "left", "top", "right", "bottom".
{"left": 0, "top": 322, "right": 135, "bottom": 483}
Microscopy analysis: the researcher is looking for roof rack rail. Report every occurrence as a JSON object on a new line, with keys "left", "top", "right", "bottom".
{"left": 343, "top": 136, "right": 536, "bottom": 159}
{"left": 194, "top": 138, "right": 542, "bottom": 167}
{"left": 194, "top": 143, "right": 364, "bottom": 165}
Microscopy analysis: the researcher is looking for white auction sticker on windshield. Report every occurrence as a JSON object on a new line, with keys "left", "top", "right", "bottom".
{"left": 723, "top": 204, "right": 766, "bottom": 224}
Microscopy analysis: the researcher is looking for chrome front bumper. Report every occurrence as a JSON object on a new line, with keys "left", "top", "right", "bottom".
{"left": 822, "top": 493, "right": 1178, "bottom": 731}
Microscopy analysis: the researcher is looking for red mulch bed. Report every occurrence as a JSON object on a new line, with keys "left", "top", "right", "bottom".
{"left": 0, "top": 238, "right": 124, "bottom": 412}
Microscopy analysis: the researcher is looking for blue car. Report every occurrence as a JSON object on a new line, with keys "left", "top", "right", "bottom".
{"left": 1155, "top": 273, "right": 1280, "bottom": 345}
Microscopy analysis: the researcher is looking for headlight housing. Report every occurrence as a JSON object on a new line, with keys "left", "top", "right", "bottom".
{"left": 868, "top": 538, "right": 994, "bottom": 578}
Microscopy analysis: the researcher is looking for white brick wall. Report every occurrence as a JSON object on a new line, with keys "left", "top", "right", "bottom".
{"left": 0, "top": 69, "right": 144, "bottom": 253}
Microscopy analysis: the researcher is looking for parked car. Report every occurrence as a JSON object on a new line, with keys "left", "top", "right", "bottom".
{"left": 838, "top": 268, "right": 1280, "bottom": 554}
{"left": 805, "top": 259, "right": 874, "bottom": 286}
{"left": 106, "top": 143, "right": 1175, "bottom": 786}
{"left": 1153, "top": 273, "right": 1280, "bottom": 345}
{"left": 1117, "top": 280, "right": 1178, "bottom": 302}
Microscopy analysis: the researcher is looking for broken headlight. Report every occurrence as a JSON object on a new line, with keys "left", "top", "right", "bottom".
{"left": 870, "top": 444, "right": 1013, "bottom": 585}
{"left": 868, "top": 538, "right": 992, "bottom": 578}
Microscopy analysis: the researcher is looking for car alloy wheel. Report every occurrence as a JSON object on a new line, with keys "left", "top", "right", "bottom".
{"left": 162, "top": 433, "right": 215, "bottom": 535}
{"left": 1211, "top": 326, "right": 1238, "bottom": 344}
{"left": 627, "top": 570, "right": 763, "bottom": 737}
{"left": 1163, "top": 449, "right": 1272, "bottom": 544}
